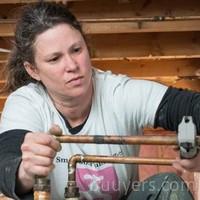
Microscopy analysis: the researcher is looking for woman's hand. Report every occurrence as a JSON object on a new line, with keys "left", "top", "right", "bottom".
{"left": 173, "top": 152, "right": 200, "bottom": 173}
{"left": 16, "top": 129, "right": 61, "bottom": 194}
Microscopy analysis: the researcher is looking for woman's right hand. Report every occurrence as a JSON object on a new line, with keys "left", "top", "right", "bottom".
{"left": 16, "top": 131, "right": 61, "bottom": 194}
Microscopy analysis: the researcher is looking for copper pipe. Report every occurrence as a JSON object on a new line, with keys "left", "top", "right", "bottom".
{"left": 55, "top": 135, "right": 200, "bottom": 146}
{"left": 68, "top": 154, "right": 174, "bottom": 182}
{"left": 65, "top": 154, "right": 174, "bottom": 199}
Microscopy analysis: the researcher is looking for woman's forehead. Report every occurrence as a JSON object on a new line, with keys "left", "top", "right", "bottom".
{"left": 33, "top": 24, "right": 84, "bottom": 56}
{"left": 34, "top": 24, "right": 82, "bottom": 46}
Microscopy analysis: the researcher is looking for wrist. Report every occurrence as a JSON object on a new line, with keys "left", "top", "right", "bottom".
{"left": 16, "top": 162, "right": 34, "bottom": 195}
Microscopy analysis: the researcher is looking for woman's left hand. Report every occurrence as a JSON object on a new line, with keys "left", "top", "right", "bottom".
{"left": 173, "top": 152, "right": 200, "bottom": 173}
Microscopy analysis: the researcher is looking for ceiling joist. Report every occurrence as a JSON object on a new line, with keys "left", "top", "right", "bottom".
{"left": 1, "top": 18, "right": 200, "bottom": 37}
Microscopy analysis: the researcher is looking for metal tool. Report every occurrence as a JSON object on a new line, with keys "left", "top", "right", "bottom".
{"left": 178, "top": 116, "right": 198, "bottom": 159}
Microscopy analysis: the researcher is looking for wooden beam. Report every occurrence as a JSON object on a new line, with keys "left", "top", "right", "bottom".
{"left": 0, "top": 20, "right": 15, "bottom": 37}
{"left": 1, "top": 0, "right": 200, "bottom": 21}
{"left": 70, "top": 0, "right": 200, "bottom": 19}
{"left": 92, "top": 58, "right": 200, "bottom": 77}
{"left": 1, "top": 18, "right": 200, "bottom": 37}
{"left": 88, "top": 32, "right": 200, "bottom": 59}
{"left": 82, "top": 19, "right": 200, "bottom": 34}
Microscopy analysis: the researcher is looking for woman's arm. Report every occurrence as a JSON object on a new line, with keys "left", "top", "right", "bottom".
{"left": 154, "top": 86, "right": 200, "bottom": 133}
{"left": 0, "top": 129, "right": 61, "bottom": 199}
{"left": 154, "top": 87, "right": 200, "bottom": 172}
{"left": 0, "top": 130, "right": 29, "bottom": 200}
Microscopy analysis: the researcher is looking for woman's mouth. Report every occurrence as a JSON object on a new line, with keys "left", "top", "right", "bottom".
{"left": 66, "top": 76, "right": 83, "bottom": 86}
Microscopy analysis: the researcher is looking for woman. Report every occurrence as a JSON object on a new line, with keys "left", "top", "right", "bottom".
{"left": 0, "top": 2, "right": 199, "bottom": 200}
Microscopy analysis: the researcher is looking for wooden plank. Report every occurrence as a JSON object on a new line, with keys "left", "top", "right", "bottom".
{"left": 1, "top": 0, "right": 200, "bottom": 24}
{"left": 0, "top": 21, "right": 15, "bottom": 37}
{"left": 92, "top": 58, "right": 200, "bottom": 77}
{"left": 88, "top": 32, "right": 200, "bottom": 58}
{"left": 1, "top": 19, "right": 200, "bottom": 37}
{"left": 82, "top": 20, "right": 200, "bottom": 34}
{"left": 70, "top": 0, "right": 200, "bottom": 19}
{"left": 1, "top": 0, "right": 200, "bottom": 21}
{"left": 0, "top": 4, "right": 22, "bottom": 19}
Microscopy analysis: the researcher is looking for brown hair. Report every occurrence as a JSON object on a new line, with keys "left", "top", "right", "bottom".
{"left": 2, "top": 1, "right": 85, "bottom": 93}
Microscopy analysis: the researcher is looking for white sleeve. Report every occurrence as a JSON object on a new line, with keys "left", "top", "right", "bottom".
{"left": 114, "top": 78, "right": 168, "bottom": 129}
{"left": 0, "top": 91, "right": 44, "bottom": 133}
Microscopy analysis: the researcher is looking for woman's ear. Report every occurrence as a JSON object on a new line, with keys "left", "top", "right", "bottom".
{"left": 24, "top": 61, "right": 41, "bottom": 81}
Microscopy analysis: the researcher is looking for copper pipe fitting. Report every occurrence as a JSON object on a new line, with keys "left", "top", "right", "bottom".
{"left": 67, "top": 154, "right": 174, "bottom": 182}
{"left": 33, "top": 176, "right": 50, "bottom": 200}
{"left": 34, "top": 132, "right": 200, "bottom": 199}
{"left": 64, "top": 154, "right": 174, "bottom": 199}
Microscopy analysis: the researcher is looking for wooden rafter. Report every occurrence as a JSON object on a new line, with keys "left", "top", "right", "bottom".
{"left": 1, "top": 18, "right": 200, "bottom": 37}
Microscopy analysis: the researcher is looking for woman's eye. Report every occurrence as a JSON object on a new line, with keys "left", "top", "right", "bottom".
{"left": 48, "top": 56, "right": 59, "bottom": 62}
{"left": 73, "top": 47, "right": 81, "bottom": 53}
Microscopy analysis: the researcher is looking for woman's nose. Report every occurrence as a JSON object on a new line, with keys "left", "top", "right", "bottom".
{"left": 64, "top": 55, "right": 78, "bottom": 72}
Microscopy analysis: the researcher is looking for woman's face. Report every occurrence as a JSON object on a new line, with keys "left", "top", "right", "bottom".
{"left": 25, "top": 23, "right": 92, "bottom": 100}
